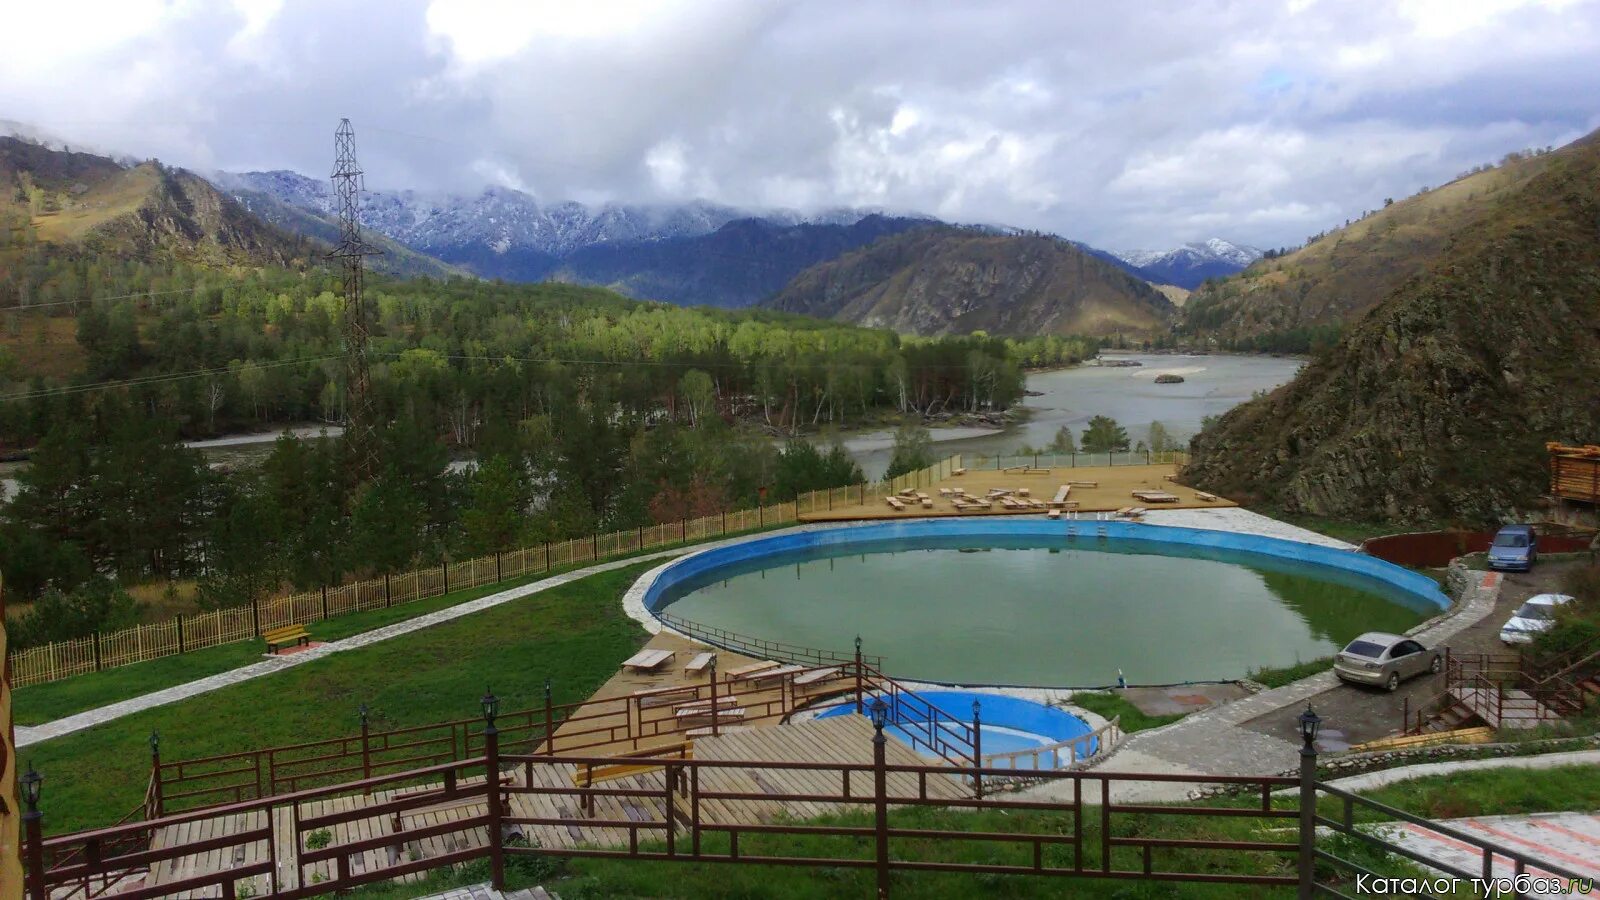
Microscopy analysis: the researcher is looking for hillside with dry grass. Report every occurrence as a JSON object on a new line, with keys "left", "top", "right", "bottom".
{"left": 1179, "top": 140, "right": 1580, "bottom": 350}
{"left": 1185, "top": 127, "right": 1600, "bottom": 524}
{"left": 764, "top": 226, "right": 1174, "bottom": 337}
{"left": 2, "top": 136, "right": 322, "bottom": 270}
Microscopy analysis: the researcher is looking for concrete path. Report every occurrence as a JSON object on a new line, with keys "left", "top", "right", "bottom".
{"left": 1379, "top": 812, "right": 1600, "bottom": 895}
{"left": 15, "top": 549, "right": 688, "bottom": 748}
{"left": 415, "top": 886, "right": 557, "bottom": 900}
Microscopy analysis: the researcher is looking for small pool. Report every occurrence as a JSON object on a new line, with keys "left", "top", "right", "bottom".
{"left": 816, "top": 690, "right": 1096, "bottom": 770}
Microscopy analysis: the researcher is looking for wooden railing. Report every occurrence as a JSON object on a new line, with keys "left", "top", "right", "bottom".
{"left": 6, "top": 456, "right": 961, "bottom": 688}
{"left": 27, "top": 742, "right": 1595, "bottom": 899}
{"left": 144, "top": 657, "right": 992, "bottom": 818}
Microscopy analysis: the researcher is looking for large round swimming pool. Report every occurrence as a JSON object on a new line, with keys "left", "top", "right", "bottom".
{"left": 642, "top": 521, "right": 1449, "bottom": 688}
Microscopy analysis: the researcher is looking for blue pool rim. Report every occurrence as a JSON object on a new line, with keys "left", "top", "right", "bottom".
{"left": 644, "top": 518, "right": 1450, "bottom": 618}
{"left": 815, "top": 689, "right": 1098, "bottom": 759}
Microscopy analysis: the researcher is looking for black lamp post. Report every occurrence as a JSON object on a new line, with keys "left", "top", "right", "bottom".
{"left": 481, "top": 686, "right": 500, "bottom": 735}
{"left": 1298, "top": 705, "right": 1321, "bottom": 753}
{"left": 971, "top": 699, "right": 984, "bottom": 800}
{"left": 358, "top": 703, "right": 370, "bottom": 728}
{"left": 20, "top": 763, "right": 41, "bottom": 816}
{"left": 148, "top": 730, "right": 160, "bottom": 756}
{"left": 1296, "top": 705, "right": 1321, "bottom": 900}
{"left": 148, "top": 730, "right": 164, "bottom": 816}
{"left": 22, "top": 763, "right": 46, "bottom": 900}
{"left": 869, "top": 698, "right": 890, "bottom": 898}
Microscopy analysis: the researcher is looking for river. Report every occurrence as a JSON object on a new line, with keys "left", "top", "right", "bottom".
{"left": 842, "top": 353, "right": 1303, "bottom": 480}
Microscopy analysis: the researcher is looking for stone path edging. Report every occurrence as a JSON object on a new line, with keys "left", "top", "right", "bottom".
{"left": 1294, "top": 748, "right": 1600, "bottom": 795}
{"left": 15, "top": 549, "right": 690, "bottom": 749}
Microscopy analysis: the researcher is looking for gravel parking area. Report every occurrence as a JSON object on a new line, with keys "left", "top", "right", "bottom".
{"left": 1242, "top": 559, "right": 1587, "bottom": 748}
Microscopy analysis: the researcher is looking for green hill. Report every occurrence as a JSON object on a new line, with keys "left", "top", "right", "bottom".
{"left": 1179, "top": 141, "right": 1578, "bottom": 351}
{"left": 763, "top": 227, "right": 1174, "bottom": 338}
{"left": 2, "top": 136, "right": 321, "bottom": 270}
{"left": 1184, "top": 128, "right": 1600, "bottom": 524}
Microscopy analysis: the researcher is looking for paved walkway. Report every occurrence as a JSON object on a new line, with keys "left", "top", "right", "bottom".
{"left": 16, "top": 549, "right": 691, "bottom": 748}
{"left": 1381, "top": 812, "right": 1600, "bottom": 895}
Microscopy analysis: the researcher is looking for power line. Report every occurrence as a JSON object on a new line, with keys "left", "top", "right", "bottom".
{"left": 0, "top": 287, "right": 203, "bottom": 312}
{"left": 0, "top": 355, "right": 344, "bottom": 403}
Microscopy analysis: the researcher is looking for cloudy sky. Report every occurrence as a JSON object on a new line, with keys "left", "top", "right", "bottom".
{"left": 3, "top": 0, "right": 1597, "bottom": 250}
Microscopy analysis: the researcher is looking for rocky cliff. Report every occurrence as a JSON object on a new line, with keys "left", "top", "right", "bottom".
{"left": 1185, "top": 129, "right": 1600, "bottom": 524}
{"left": 763, "top": 227, "right": 1174, "bottom": 337}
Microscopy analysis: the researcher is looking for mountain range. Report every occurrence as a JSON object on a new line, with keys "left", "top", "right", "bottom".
{"left": 1110, "top": 239, "right": 1262, "bottom": 289}
{"left": 210, "top": 167, "right": 1256, "bottom": 313}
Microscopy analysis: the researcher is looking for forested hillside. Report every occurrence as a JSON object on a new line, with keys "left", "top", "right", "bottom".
{"left": 765, "top": 227, "right": 1174, "bottom": 337}
{"left": 1185, "top": 127, "right": 1600, "bottom": 523}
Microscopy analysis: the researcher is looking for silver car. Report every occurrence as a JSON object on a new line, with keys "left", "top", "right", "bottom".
{"left": 1333, "top": 632, "right": 1442, "bottom": 691}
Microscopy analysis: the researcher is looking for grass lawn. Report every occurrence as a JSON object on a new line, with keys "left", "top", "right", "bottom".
{"left": 1248, "top": 657, "right": 1333, "bottom": 689}
{"left": 12, "top": 526, "right": 786, "bottom": 726}
{"left": 1069, "top": 691, "right": 1186, "bottom": 732}
{"left": 21, "top": 561, "right": 664, "bottom": 835}
{"left": 1329, "top": 764, "right": 1600, "bottom": 822}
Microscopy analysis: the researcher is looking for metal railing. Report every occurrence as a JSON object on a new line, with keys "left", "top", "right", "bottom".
{"left": 980, "top": 716, "right": 1123, "bottom": 775}
{"left": 655, "top": 611, "right": 883, "bottom": 668}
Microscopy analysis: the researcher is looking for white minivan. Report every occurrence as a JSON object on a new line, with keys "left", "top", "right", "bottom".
{"left": 1498, "top": 593, "right": 1575, "bottom": 644}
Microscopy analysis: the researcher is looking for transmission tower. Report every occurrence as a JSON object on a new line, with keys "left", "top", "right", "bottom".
{"left": 329, "top": 118, "right": 381, "bottom": 480}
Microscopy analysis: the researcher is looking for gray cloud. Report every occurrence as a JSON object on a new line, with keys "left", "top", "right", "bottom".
{"left": 4, "top": 0, "right": 1597, "bottom": 249}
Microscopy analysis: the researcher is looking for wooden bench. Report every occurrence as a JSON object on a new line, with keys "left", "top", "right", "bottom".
{"left": 1066, "top": 480, "right": 1098, "bottom": 488}
{"left": 684, "top": 652, "right": 716, "bottom": 674}
{"left": 633, "top": 684, "right": 700, "bottom": 708}
{"left": 885, "top": 496, "right": 907, "bottom": 511}
{"left": 674, "top": 695, "right": 739, "bottom": 713}
{"left": 792, "top": 666, "right": 841, "bottom": 686}
{"left": 725, "top": 660, "right": 780, "bottom": 680}
{"left": 264, "top": 624, "right": 311, "bottom": 654}
{"left": 571, "top": 742, "right": 693, "bottom": 816}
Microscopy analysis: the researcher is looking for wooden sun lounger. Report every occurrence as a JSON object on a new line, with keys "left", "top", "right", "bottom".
{"left": 1003, "top": 464, "right": 1029, "bottom": 473}
{"left": 938, "top": 488, "right": 955, "bottom": 497}
{"left": 792, "top": 666, "right": 841, "bottom": 686}
{"left": 684, "top": 651, "right": 716, "bottom": 674}
{"left": 921, "top": 497, "right": 933, "bottom": 508}
{"left": 725, "top": 660, "right": 780, "bottom": 680}
{"left": 885, "top": 496, "right": 907, "bottom": 511}
{"left": 952, "top": 467, "right": 967, "bottom": 475}
{"left": 622, "top": 649, "right": 676, "bottom": 671}
{"left": 1131, "top": 490, "right": 1180, "bottom": 503}
{"left": 675, "top": 695, "right": 739, "bottom": 713}
{"left": 1021, "top": 467, "right": 1052, "bottom": 475}
{"left": 750, "top": 663, "right": 805, "bottom": 683}
{"left": 1016, "top": 487, "right": 1030, "bottom": 497}
{"left": 1047, "top": 509, "right": 1062, "bottom": 519}
{"left": 1049, "top": 485, "right": 1072, "bottom": 507}
{"left": 634, "top": 685, "right": 700, "bottom": 708}
{"left": 898, "top": 488, "right": 919, "bottom": 498}
{"left": 1067, "top": 480, "right": 1098, "bottom": 488}
{"left": 675, "top": 706, "right": 747, "bottom": 721}
{"left": 1195, "top": 491, "right": 1220, "bottom": 502}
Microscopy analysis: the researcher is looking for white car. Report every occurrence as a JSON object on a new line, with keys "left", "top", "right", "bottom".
{"left": 1498, "top": 593, "right": 1575, "bottom": 644}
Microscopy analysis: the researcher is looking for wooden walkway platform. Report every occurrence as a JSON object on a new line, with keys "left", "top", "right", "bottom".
{"left": 132, "top": 716, "right": 963, "bottom": 896}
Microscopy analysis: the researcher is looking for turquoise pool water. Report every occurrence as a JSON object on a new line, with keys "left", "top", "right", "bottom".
{"left": 652, "top": 530, "right": 1441, "bottom": 687}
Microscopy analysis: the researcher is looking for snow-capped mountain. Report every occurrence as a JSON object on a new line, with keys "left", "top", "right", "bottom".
{"left": 1112, "top": 239, "right": 1262, "bottom": 289}
{"left": 210, "top": 170, "right": 898, "bottom": 261}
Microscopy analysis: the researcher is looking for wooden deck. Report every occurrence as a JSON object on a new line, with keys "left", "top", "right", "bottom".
{"left": 800, "top": 463, "right": 1235, "bottom": 523}
{"left": 128, "top": 716, "right": 962, "bottom": 896}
